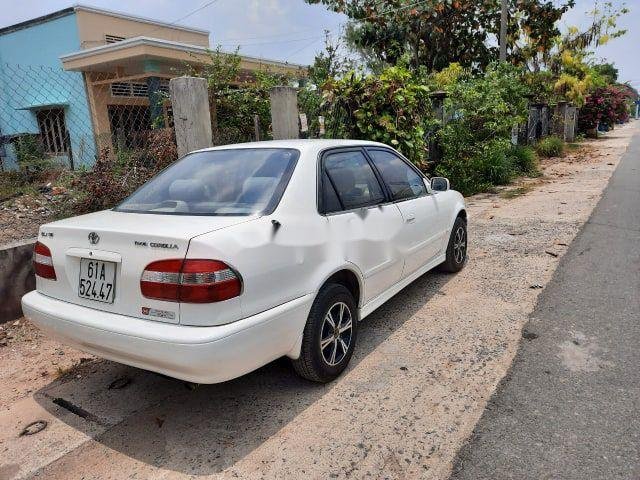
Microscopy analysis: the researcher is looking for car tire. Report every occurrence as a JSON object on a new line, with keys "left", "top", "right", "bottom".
{"left": 292, "top": 283, "right": 358, "bottom": 383}
{"left": 440, "top": 216, "right": 467, "bottom": 273}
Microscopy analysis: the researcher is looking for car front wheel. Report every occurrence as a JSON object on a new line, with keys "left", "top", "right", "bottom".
{"left": 292, "top": 283, "right": 358, "bottom": 383}
{"left": 440, "top": 216, "right": 467, "bottom": 273}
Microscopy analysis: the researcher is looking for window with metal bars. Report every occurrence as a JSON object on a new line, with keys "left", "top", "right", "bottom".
{"left": 105, "top": 34, "right": 125, "bottom": 44}
{"left": 36, "top": 109, "right": 69, "bottom": 155}
{"left": 111, "top": 80, "right": 170, "bottom": 98}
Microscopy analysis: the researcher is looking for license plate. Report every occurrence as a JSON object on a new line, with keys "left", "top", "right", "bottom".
{"left": 78, "top": 258, "right": 116, "bottom": 304}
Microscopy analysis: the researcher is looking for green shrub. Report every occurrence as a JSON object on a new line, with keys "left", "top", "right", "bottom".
{"left": 536, "top": 136, "right": 565, "bottom": 158}
{"left": 482, "top": 144, "right": 515, "bottom": 185}
{"left": 510, "top": 146, "right": 539, "bottom": 175}
{"left": 14, "top": 135, "right": 57, "bottom": 184}
{"left": 321, "top": 63, "right": 435, "bottom": 166}
{"left": 436, "top": 63, "right": 529, "bottom": 195}
{"left": 54, "top": 128, "right": 178, "bottom": 217}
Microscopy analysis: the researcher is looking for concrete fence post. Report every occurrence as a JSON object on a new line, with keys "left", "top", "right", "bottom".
{"left": 540, "top": 104, "right": 550, "bottom": 138}
{"left": 169, "top": 77, "right": 213, "bottom": 158}
{"left": 527, "top": 105, "right": 540, "bottom": 144}
{"left": 0, "top": 238, "right": 36, "bottom": 324}
{"left": 554, "top": 101, "right": 569, "bottom": 141}
{"left": 428, "top": 91, "right": 448, "bottom": 163}
{"left": 566, "top": 105, "right": 578, "bottom": 142}
{"left": 270, "top": 86, "right": 299, "bottom": 140}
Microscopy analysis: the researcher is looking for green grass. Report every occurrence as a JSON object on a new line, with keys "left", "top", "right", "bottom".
{"left": 510, "top": 146, "right": 540, "bottom": 176}
{"left": 0, "top": 172, "right": 34, "bottom": 202}
{"left": 499, "top": 184, "right": 534, "bottom": 199}
{"left": 536, "top": 136, "right": 565, "bottom": 158}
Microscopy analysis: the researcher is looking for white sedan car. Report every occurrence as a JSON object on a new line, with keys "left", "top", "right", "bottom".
{"left": 22, "top": 140, "right": 467, "bottom": 384}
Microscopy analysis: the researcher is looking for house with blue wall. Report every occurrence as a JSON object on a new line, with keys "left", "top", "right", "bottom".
{"left": 0, "top": 8, "right": 94, "bottom": 169}
{"left": 0, "top": 6, "right": 305, "bottom": 171}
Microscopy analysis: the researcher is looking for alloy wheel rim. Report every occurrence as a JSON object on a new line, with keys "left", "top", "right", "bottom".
{"left": 320, "top": 302, "right": 353, "bottom": 366}
{"left": 453, "top": 226, "right": 467, "bottom": 264}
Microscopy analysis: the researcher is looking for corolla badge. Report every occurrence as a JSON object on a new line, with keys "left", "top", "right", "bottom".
{"left": 88, "top": 232, "right": 100, "bottom": 245}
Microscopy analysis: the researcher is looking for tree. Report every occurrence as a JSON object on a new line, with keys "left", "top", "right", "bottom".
{"left": 549, "top": 2, "right": 628, "bottom": 105}
{"left": 187, "top": 46, "right": 242, "bottom": 144}
{"left": 298, "top": 32, "right": 356, "bottom": 137}
{"left": 187, "top": 46, "right": 293, "bottom": 143}
{"left": 307, "top": 31, "right": 355, "bottom": 87}
{"left": 305, "top": 0, "right": 573, "bottom": 72}
{"left": 508, "top": 0, "right": 574, "bottom": 71}
{"left": 592, "top": 63, "right": 619, "bottom": 84}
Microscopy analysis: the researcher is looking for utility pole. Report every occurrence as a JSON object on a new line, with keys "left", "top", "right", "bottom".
{"left": 500, "top": 0, "right": 508, "bottom": 62}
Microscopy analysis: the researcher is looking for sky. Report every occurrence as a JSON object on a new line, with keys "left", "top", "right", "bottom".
{"left": 0, "top": 0, "right": 637, "bottom": 85}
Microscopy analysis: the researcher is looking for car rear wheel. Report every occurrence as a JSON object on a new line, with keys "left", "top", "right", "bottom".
{"left": 440, "top": 216, "right": 467, "bottom": 273}
{"left": 292, "top": 283, "right": 358, "bottom": 383}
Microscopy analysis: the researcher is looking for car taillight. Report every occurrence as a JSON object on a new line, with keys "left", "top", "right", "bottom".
{"left": 140, "top": 259, "right": 241, "bottom": 303}
{"left": 33, "top": 241, "right": 56, "bottom": 280}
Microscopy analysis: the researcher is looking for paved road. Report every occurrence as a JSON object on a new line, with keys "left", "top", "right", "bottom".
{"left": 451, "top": 130, "right": 640, "bottom": 479}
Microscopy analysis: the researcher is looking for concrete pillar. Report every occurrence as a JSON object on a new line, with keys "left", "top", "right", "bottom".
{"left": 428, "top": 91, "right": 447, "bottom": 163}
{"left": 169, "top": 77, "right": 213, "bottom": 158}
{"left": 554, "top": 101, "right": 569, "bottom": 140}
{"left": 540, "top": 104, "right": 549, "bottom": 137}
{"left": 270, "top": 86, "right": 299, "bottom": 140}
{"left": 430, "top": 91, "right": 447, "bottom": 124}
{"left": 566, "top": 106, "right": 578, "bottom": 142}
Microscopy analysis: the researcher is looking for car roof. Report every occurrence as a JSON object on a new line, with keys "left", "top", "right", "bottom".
{"left": 192, "top": 139, "right": 393, "bottom": 156}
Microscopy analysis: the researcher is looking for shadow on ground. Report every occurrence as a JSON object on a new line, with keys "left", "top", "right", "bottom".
{"left": 34, "top": 270, "right": 451, "bottom": 476}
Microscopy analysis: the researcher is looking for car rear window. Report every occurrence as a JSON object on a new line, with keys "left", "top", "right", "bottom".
{"left": 115, "top": 148, "right": 299, "bottom": 216}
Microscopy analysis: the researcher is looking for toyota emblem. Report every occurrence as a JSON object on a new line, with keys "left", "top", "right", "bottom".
{"left": 88, "top": 232, "right": 100, "bottom": 245}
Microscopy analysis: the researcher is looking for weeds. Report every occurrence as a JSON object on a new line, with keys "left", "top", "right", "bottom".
{"left": 499, "top": 184, "right": 534, "bottom": 199}
{"left": 510, "top": 146, "right": 540, "bottom": 176}
{"left": 536, "top": 136, "right": 565, "bottom": 158}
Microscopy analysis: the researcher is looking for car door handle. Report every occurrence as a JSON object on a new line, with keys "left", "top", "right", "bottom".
{"left": 405, "top": 214, "right": 416, "bottom": 224}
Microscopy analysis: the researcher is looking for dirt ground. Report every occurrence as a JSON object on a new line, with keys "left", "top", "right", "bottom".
{"left": 0, "top": 122, "right": 636, "bottom": 480}
{"left": 0, "top": 194, "right": 55, "bottom": 246}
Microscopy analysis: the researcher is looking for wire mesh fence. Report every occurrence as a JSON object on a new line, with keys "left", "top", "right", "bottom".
{"left": 0, "top": 63, "right": 272, "bottom": 173}
{"left": 0, "top": 62, "right": 175, "bottom": 171}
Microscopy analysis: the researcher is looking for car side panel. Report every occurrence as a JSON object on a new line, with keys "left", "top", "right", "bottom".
{"left": 394, "top": 195, "right": 445, "bottom": 278}
{"left": 434, "top": 190, "right": 466, "bottom": 251}
{"left": 326, "top": 205, "right": 405, "bottom": 303}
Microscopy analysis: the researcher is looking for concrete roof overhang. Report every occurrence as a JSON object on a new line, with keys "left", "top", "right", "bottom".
{"left": 60, "top": 37, "right": 308, "bottom": 77}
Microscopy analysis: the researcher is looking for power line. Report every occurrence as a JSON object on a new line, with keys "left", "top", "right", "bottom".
{"left": 284, "top": 25, "right": 345, "bottom": 62}
{"left": 143, "top": 0, "right": 223, "bottom": 37}
{"left": 378, "top": 0, "right": 432, "bottom": 16}
{"left": 219, "top": 34, "right": 327, "bottom": 48}
{"left": 167, "top": 0, "right": 223, "bottom": 27}
{"left": 285, "top": 36, "right": 327, "bottom": 62}
{"left": 215, "top": 23, "right": 343, "bottom": 43}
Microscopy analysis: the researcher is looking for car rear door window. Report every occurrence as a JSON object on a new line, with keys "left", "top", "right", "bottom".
{"left": 323, "top": 150, "right": 386, "bottom": 212}
{"left": 321, "top": 170, "right": 343, "bottom": 213}
{"left": 367, "top": 149, "right": 427, "bottom": 201}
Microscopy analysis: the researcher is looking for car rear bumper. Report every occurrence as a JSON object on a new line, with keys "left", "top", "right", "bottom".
{"left": 21, "top": 291, "right": 313, "bottom": 384}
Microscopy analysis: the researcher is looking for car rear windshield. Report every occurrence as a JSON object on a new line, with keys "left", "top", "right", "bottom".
{"left": 115, "top": 148, "right": 300, "bottom": 216}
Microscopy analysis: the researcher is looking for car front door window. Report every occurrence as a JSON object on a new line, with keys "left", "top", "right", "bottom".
{"left": 366, "top": 149, "right": 427, "bottom": 201}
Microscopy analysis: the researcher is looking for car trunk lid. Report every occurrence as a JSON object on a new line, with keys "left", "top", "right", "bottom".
{"left": 36, "top": 209, "right": 254, "bottom": 323}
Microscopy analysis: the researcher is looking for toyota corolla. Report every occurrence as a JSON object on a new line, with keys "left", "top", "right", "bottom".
{"left": 22, "top": 140, "right": 467, "bottom": 383}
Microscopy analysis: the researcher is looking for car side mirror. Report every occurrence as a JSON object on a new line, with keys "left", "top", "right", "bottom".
{"left": 431, "top": 177, "right": 450, "bottom": 192}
